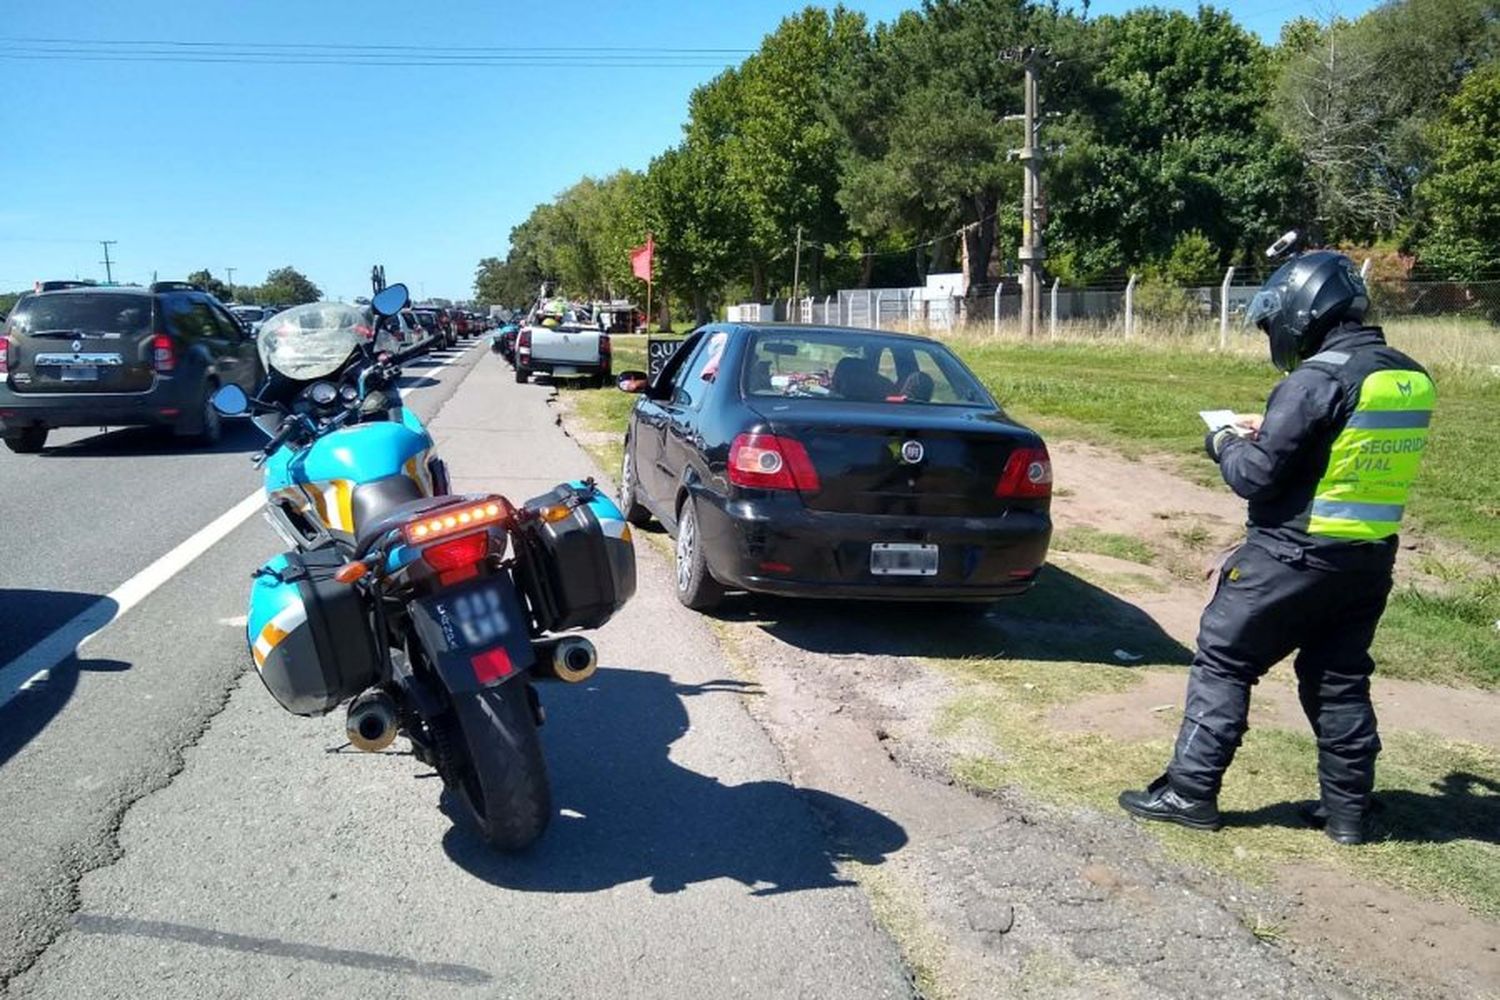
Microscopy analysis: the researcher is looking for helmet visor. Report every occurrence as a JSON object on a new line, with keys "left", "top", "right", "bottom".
{"left": 1244, "top": 288, "right": 1282, "bottom": 331}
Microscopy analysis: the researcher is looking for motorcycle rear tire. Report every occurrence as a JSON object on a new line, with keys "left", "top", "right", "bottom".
{"left": 448, "top": 681, "right": 551, "bottom": 851}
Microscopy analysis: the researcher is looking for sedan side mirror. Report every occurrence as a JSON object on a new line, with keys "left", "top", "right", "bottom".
{"left": 211, "top": 383, "right": 250, "bottom": 416}
{"left": 617, "top": 370, "right": 650, "bottom": 394}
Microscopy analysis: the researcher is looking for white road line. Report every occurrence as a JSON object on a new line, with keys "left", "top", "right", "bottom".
{"left": 0, "top": 489, "right": 264, "bottom": 707}
{"left": 0, "top": 342, "right": 482, "bottom": 708}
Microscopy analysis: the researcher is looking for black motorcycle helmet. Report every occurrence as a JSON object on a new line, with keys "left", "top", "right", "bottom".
{"left": 1245, "top": 250, "right": 1369, "bottom": 372}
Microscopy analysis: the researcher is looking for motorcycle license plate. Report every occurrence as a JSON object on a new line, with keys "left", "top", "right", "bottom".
{"left": 870, "top": 543, "right": 939, "bottom": 576}
{"left": 450, "top": 585, "right": 510, "bottom": 648}
{"left": 60, "top": 366, "right": 99, "bottom": 382}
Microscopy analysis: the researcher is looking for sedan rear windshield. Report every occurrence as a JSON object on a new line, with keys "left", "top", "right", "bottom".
{"left": 744, "top": 330, "right": 992, "bottom": 407}
{"left": 5, "top": 293, "right": 153, "bottom": 337}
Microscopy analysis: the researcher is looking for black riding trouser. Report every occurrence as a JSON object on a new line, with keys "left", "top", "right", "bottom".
{"left": 1166, "top": 541, "right": 1393, "bottom": 820}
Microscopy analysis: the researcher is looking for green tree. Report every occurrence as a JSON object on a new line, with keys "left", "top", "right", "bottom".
{"left": 1416, "top": 64, "right": 1500, "bottom": 280}
{"left": 258, "top": 267, "right": 321, "bottom": 305}
{"left": 1046, "top": 7, "right": 1304, "bottom": 282}
{"left": 1273, "top": 0, "right": 1500, "bottom": 242}
{"left": 186, "top": 269, "right": 232, "bottom": 301}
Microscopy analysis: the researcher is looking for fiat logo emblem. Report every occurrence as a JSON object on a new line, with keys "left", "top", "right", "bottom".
{"left": 900, "top": 440, "right": 925, "bottom": 465}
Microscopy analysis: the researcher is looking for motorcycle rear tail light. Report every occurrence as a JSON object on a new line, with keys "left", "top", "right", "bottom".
{"left": 996, "top": 446, "right": 1052, "bottom": 499}
{"left": 152, "top": 333, "right": 176, "bottom": 373}
{"left": 729, "top": 433, "right": 821, "bottom": 493}
{"left": 403, "top": 499, "right": 507, "bottom": 544}
{"left": 421, "top": 532, "right": 489, "bottom": 573}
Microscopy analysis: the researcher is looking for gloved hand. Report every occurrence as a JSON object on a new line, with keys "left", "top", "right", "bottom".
{"left": 1205, "top": 427, "right": 1236, "bottom": 463}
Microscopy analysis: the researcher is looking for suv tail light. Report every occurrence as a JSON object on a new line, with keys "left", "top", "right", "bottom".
{"left": 0, "top": 335, "right": 9, "bottom": 375}
{"left": 729, "top": 433, "right": 821, "bottom": 493}
{"left": 152, "top": 333, "right": 176, "bottom": 373}
{"left": 996, "top": 446, "right": 1052, "bottom": 499}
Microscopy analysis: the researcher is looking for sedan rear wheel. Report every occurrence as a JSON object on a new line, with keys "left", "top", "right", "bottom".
{"left": 674, "top": 500, "right": 724, "bottom": 611}
{"left": 4, "top": 426, "right": 49, "bottom": 454}
{"left": 619, "top": 445, "right": 653, "bottom": 527}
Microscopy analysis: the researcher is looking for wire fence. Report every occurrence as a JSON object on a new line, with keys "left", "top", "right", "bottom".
{"left": 727, "top": 276, "right": 1500, "bottom": 339}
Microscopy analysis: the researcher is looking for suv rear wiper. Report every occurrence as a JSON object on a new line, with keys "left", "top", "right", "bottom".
{"left": 25, "top": 329, "right": 86, "bottom": 339}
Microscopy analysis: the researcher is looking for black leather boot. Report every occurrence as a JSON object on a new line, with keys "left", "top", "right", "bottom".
{"left": 1118, "top": 775, "right": 1222, "bottom": 831}
{"left": 1299, "top": 801, "right": 1369, "bottom": 845}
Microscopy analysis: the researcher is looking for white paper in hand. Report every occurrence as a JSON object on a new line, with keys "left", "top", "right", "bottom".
{"left": 1200, "top": 410, "right": 1252, "bottom": 437}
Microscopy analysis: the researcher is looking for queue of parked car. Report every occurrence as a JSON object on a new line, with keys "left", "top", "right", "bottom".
{"left": 0, "top": 279, "right": 492, "bottom": 454}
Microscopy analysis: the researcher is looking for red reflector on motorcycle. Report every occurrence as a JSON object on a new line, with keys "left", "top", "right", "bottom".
{"left": 404, "top": 499, "right": 507, "bottom": 544}
{"left": 421, "top": 531, "right": 489, "bottom": 572}
{"left": 995, "top": 446, "right": 1052, "bottom": 499}
{"left": 470, "top": 646, "right": 513, "bottom": 684}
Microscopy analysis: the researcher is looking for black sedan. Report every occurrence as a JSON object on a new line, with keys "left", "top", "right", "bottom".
{"left": 615, "top": 323, "right": 1053, "bottom": 610}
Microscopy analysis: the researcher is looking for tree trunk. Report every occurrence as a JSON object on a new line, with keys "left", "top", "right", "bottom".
{"left": 751, "top": 262, "right": 767, "bottom": 302}
{"left": 962, "top": 193, "right": 999, "bottom": 294}
{"left": 693, "top": 289, "right": 710, "bottom": 326}
{"left": 860, "top": 248, "right": 875, "bottom": 288}
{"left": 658, "top": 291, "right": 673, "bottom": 333}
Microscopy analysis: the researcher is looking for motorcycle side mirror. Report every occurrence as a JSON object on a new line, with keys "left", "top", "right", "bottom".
{"left": 616, "top": 370, "right": 650, "bottom": 394}
{"left": 211, "top": 384, "right": 250, "bottom": 416}
{"left": 371, "top": 283, "right": 411, "bottom": 318}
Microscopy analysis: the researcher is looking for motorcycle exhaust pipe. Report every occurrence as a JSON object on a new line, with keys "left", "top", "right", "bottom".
{"left": 531, "top": 636, "right": 598, "bottom": 684}
{"left": 346, "top": 688, "right": 399, "bottom": 752}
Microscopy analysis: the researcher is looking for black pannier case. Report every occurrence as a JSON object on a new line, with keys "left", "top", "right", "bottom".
{"left": 252, "top": 546, "right": 381, "bottom": 716}
{"left": 512, "top": 481, "right": 637, "bottom": 633}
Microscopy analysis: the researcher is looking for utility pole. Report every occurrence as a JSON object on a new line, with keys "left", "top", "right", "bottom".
{"left": 791, "top": 225, "right": 803, "bottom": 309}
{"left": 99, "top": 240, "right": 118, "bottom": 284}
{"left": 1001, "top": 47, "right": 1047, "bottom": 337}
{"left": 225, "top": 267, "right": 236, "bottom": 300}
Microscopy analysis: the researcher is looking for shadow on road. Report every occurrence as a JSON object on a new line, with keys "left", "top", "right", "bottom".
{"left": 0, "top": 589, "right": 130, "bottom": 768}
{"left": 37, "top": 421, "right": 264, "bottom": 458}
{"left": 711, "top": 564, "right": 1192, "bottom": 668}
{"left": 1229, "top": 771, "right": 1500, "bottom": 846}
{"left": 72, "top": 914, "right": 491, "bottom": 985}
{"left": 442, "top": 667, "right": 908, "bottom": 895}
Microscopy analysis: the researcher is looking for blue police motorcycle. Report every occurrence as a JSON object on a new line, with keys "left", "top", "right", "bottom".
{"left": 212, "top": 283, "right": 635, "bottom": 850}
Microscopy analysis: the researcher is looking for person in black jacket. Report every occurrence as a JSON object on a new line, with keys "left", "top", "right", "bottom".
{"left": 1119, "top": 249, "right": 1436, "bottom": 846}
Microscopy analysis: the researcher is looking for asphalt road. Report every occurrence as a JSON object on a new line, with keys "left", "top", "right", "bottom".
{"left": 0, "top": 341, "right": 909, "bottom": 998}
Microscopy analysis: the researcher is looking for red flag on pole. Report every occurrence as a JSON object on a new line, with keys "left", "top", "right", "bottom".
{"left": 630, "top": 236, "right": 654, "bottom": 282}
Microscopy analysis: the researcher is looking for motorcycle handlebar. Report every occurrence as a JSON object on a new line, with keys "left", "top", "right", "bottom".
{"left": 253, "top": 418, "right": 298, "bottom": 466}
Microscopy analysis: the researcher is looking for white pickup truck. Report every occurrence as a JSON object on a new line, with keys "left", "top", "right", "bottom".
{"left": 514, "top": 311, "right": 612, "bottom": 388}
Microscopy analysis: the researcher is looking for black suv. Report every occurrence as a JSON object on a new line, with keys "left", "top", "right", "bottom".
{"left": 0, "top": 282, "right": 263, "bottom": 453}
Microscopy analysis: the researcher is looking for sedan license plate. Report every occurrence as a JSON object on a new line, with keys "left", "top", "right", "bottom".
{"left": 60, "top": 366, "right": 99, "bottom": 382}
{"left": 870, "top": 542, "right": 939, "bottom": 577}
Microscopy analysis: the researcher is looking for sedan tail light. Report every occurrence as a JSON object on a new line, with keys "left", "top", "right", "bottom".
{"left": 729, "top": 433, "right": 821, "bottom": 493}
{"left": 996, "top": 446, "right": 1052, "bottom": 499}
{"left": 152, "top": 333, "right": 176, "bottom": 373}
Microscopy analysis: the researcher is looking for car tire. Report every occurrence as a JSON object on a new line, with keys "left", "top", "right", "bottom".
{"left": 619, "top": 443, "right": 653, "bottom": 527}
{"left": 674, "top": 499, "right": 724, "bottom": 611}
{"left": 4, "top": 427, "right": 49, "bottom": 454}
{"left": 184, "top": 386, "right": 223, "bottom": 446}
{"left": 514, "top": 366, "right": 528, "bottom": 385}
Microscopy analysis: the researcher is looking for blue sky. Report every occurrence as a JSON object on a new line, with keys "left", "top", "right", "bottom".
{"left": 1, "top": 0, "right": 1374, "bottom": 302}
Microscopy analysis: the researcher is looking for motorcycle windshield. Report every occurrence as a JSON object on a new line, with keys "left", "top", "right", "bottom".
{"left": 259, "top": 302, "right": 367, "bottom": 380}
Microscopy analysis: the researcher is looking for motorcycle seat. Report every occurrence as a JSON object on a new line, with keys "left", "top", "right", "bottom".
{"left": 354, "top": 494, "right": 471, "bottom": 557}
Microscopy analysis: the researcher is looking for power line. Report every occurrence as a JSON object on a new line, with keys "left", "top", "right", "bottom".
{"left": 0, "top": 35, "right": 754, "bottom": 54}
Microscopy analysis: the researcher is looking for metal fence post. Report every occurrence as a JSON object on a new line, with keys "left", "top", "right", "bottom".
{"left": 1124, "top": 273, "right": 1138, "bottom": 338}
{"left": 875, "top": 290, "right": 885, "bottom": 329}
{"left": 993, "top": 287, "right": 1000, "bottom": 335}
{"left": 825, "top": 294, "right": 834, "bottom": 326}
{"left": 908, "top": 290, "right": 916, "bottom": 333}
{"left": 1049, "top": 278, "right": 1060, "bottom": 340}
{"left": 1360, "top": 258, "right": 1373, "bottom": 280}
{"left": 1219, "top": 266, "right": 1236, "bottom": 349}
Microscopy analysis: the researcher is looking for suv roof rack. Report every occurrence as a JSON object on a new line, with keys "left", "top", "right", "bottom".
{"left": 149, "top": 280, "right": 205, "bottom": 294}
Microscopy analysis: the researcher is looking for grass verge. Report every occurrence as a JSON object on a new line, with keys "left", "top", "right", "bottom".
{"left": 936, "top": 657, "right": 1500, "bottom": 918}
